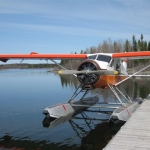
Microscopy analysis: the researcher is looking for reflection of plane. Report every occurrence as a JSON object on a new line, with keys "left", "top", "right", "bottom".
{"left": 0, "top": 51, "right": 149, "bottom": 122}
{"left": 0, "top": 111, "right": 122, "bottom": 150}
{"left": 42, "top": 107, "right": 124, "bottom": 150}
{"left": 42, "top": 108, "right": 110, "bottom": 128}
{"left": 42, "top": 96, "right": 99, "bottom": 128}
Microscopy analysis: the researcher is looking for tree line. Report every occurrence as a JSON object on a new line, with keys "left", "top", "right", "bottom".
{"left": 61, "top": 34, "right": 150, "bottom": 69}
{"left": 0, "top": 63, "right": 57, "bottom": 69}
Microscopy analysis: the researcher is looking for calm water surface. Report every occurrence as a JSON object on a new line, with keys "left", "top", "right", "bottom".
{"left": 0, "top": 69, "right": 149, "bottom": 150}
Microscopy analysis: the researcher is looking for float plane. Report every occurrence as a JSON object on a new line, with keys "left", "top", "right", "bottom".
{"left": 0, "top": 51, "right": 150, "bottom": 126}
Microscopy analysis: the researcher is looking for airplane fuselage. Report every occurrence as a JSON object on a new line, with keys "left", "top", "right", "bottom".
{"left": 77, "top": 53, "right": 128, "bottom": 89}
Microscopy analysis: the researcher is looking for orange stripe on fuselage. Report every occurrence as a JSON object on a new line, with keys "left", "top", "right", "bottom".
{"left": 93, "top": 75, "right": 128, "bottom": 88}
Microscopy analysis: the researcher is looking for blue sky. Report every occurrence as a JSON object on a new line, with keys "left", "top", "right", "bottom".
{"left": 0, "top": 0, "right": 150, "bottom": 64}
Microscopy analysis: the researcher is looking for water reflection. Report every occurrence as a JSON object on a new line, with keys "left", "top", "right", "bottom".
{"left": 0, "top": 125, "right": 117, "bottom": 150}
{"left": 43, "top": 113, "right": 73, "bottom": 128}
{"left": 128, "top": 78, "right": 150, "bottom": 99}
{"left": 0, "top": 112, "right": 123, "bottom": 150}
{"left": 59, "top": 74, "right": 80, "bottom": 89}
{"left": 42, "top": 107, "right": 124, "bottom": 150}
{"left": 0, "top": 134, "right": 77, "bottom": 150}
{"left": 59, "top": 74, "right": 150, "bottom": 99}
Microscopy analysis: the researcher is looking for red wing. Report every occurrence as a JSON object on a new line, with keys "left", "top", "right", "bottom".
{"left": 113, "top": 51, "right": 150, "bottom": 60}
{"left": 0, "top": 52, "right": 87, "bottom": 62}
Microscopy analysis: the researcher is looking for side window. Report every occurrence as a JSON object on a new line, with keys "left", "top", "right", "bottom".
{"left": 110, "top": 59, "right": 114, "bottom": 67}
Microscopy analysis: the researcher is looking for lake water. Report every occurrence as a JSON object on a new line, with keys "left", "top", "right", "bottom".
{"left": 0, "top": 69, "right": 149, "bottom": 150}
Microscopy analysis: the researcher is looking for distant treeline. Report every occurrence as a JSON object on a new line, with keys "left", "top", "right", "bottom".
{"left": 0, "top": 63, "right": 57, "bottom": 69}
{"left": 61, "top": 34, "right": 150, "bottom": 69}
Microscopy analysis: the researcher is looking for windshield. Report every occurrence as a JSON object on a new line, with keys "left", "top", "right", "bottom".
{"left": 96, "top": 55, "right": 111, "bottom": 63}
{"left": 88, "top": 55, "right": 97, "bottom": 60}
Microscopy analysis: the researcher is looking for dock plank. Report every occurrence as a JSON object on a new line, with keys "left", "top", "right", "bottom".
{"left": 104, "top": 100, "right": 150, "bottom": 150}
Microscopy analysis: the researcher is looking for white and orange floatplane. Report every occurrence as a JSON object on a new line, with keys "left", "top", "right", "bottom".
{"left": 0, "top": 51, "right": 150, "bottom": 126}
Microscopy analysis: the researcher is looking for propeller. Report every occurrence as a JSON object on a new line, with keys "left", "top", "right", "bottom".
{"left": 58, "top": 69, "right": 118, "bottom": 75}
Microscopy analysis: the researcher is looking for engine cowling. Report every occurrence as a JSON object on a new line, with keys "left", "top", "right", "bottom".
{"left": 77, "top": 60, "right": 101, "bottom": 85}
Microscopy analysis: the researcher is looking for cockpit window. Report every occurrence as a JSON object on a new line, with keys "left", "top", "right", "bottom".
{"left": 110, "top": 59, "right": 114, "bottom": 67}
{"left": 96, "top": 55, "right": 111, "bottom": 63}
{"left": 88, "top": 55, "right": 97, "bottom": 60}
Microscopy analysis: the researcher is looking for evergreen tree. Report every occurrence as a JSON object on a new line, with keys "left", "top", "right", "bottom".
{"left": 148, "top": 42, "right": 150, "bottom": 50}
{"left": 132, "top": 35, "right": 137, "bottom": 52}
{"left": 138, "top": 40, "right": 141, "bottom": 51}
{"left": 114, "top": 41, "right": 117, "bottom": 52}
{"left": 124, "top": 40, "right": 130, "bottom": 52}
{"left": 80, "top": 50, "right": 84, "bottom": 54}
{"left": 141, "top": 34, "right": 143, "bottom": 41}
{"left": 138, "top": 34, "right": 148, "bottom": 64}
{"left": 132, "top": 35, "right": 138, "bottom": 66}
{"left": 84, "top": 51, "right": 87, "bottom": 54}
{"left": 144, "top": 41, "right": 148, "bottom": 50}
{"left": 90, "top": 47, "right": 93, "bottom": 54}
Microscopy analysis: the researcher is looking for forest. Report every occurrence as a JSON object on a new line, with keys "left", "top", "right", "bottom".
{"left": 0, "top": 63, "right": 56, "bottom": 69}
{"left": 60, "top": 34, "right": 150, "bottom": 69}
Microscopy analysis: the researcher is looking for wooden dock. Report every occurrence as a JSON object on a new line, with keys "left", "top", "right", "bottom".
{"left": 104, "top": 99, "right": 150, "bottom": 150}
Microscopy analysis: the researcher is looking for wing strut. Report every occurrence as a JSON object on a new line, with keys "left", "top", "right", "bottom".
{"left": 115, "top": 64, "right": 150, "bottom": 86}
{"left": 107, "top": 84, "right": 124, "bottom": 106}
{"left": 68, "top": 83, "right": 90, "bottom": 103}
{"left": 50, "top": 59, "right": 77, "bottom": 77}
{"left": 50, "top": 59, "right": 67, "bottom": 70}
{"left": 115, "top": 87, "right": 132, "bottom": 102}
{"left": 108, "top": 84, "right": 133, "bottom": 106}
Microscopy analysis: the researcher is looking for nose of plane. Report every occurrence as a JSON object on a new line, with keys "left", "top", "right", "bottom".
{"left": 77, "top": 60, "right": 100, "bottom": 85}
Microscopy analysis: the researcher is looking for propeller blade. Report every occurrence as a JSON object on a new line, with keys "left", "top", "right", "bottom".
{"left": 58, "top": 70, "right": 86, "bottom": 74}
{"left": 58, "top": 70, "right": 118, "bottom": 75}
{"left": 89, "top": 70, "right": 118, "bottom": 75}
